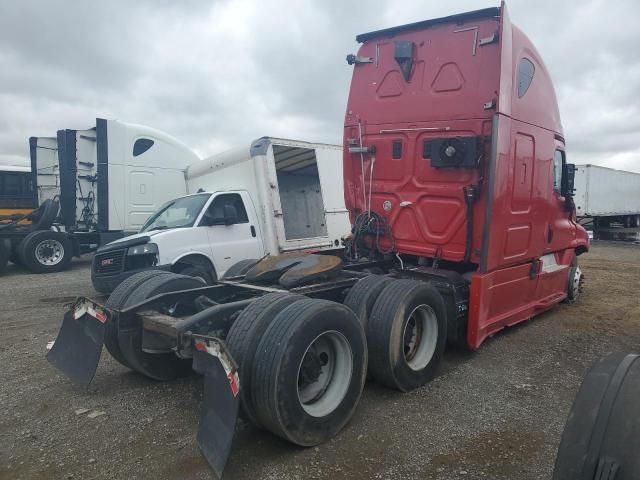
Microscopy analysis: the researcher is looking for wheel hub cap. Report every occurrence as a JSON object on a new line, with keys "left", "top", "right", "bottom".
{"left": 297, "top": 331, "right": 353, "bottom": 418}
{"left": 35, "top": 239, "right": 64, "bottom": 266}
{"left": 402, "top": 304, "right": 439, "bottom": 371}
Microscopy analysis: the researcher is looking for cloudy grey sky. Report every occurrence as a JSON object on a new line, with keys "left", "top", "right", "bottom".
{"left": 1, "top": 0, "right": 639, "bottom": 172}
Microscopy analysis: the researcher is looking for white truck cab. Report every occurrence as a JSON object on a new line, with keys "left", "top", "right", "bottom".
{"left": 91, "top": 138, "right": 350, "bottom": 293}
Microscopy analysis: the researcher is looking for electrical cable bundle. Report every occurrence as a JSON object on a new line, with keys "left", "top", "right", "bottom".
{"left": 346, "top": 211, "right": 396, "bottom": 260}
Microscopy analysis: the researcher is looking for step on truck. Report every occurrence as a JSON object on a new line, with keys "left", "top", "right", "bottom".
{"left": 90, "top": 138, "right": 350, "bottom": 293}
{"left": 47, "top": 4, "right": 589, "bottom": 477}
{"left": 0, "top": 118, "right": 197, "bottom": 274}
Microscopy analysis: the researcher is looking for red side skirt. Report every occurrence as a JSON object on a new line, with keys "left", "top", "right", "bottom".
{"left": 467, "top": 250, "right": 573, "bottom": 349}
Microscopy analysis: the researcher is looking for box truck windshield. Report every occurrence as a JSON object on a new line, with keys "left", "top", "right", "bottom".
{"left": 141, "top": 193, "right": 210, "bottom": 232}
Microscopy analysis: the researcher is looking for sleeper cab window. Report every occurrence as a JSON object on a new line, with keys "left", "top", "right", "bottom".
{"left": 553, "top": 150, "right": 564, "bottom": 192}
{"left": 133, "top": 138, "right": 154, "bottom": 156}
{"left": 517, "top": 58, "right": 535, "bottom": 98}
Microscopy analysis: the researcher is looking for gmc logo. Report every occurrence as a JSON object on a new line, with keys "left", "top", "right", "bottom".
{"left": 101, "top": 258, "right": 114, "bottom": 266}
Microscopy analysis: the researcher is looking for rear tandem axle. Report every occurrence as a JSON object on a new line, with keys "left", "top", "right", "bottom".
{"left": 47, "top": 255, "right": 474, "bottom": 477}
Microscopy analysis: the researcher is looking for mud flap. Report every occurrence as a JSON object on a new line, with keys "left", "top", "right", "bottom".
{"left": 46, "top": 300, "right": 108, "bottom": 388}
{"left": 192, "top": 337, "right": 240, "bottom": 479}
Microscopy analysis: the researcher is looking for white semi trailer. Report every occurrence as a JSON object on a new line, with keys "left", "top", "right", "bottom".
{"left": 0, "top": 118, "right": 199, "bottom": 274}
{"left": 29, "top": 118, "right": 198, "bottom": 234}
{"left": 574, "top": 164, "right": 640, "bottom": 237}
{"left": 91, "top": 137, "right": 350, "bottom": 293}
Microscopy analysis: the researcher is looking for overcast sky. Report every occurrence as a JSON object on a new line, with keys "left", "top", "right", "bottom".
{"left": 1, "top": 0, "right": 638, "bottom": 172}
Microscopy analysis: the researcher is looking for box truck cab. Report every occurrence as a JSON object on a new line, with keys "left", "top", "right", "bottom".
{"left": 91, "top": 137, "right": 350, "bottom": 292}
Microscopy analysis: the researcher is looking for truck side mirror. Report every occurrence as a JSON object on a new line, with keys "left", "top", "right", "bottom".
{"left": 562, "top": 163, "right": 576, "bottom": 197}
{"left": 223, "top": 204, "right": 238, "bottom": 225}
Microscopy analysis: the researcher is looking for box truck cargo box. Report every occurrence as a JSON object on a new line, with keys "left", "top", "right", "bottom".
{"left": 91, "top": 137, "right": 350, "bottom": 292}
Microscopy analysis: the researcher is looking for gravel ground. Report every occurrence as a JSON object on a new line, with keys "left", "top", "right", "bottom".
{"left": 1, "top": 242, "right": 639, "bottom": 480}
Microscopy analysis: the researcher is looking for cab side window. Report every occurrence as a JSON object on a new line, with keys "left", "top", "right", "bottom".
{"left": 517, "top": 58, "right": 535, "bottom": 97}
{"left": 553, "top": 150, "right": 564, "bottom": 193}
{"left": 202, "top": 193, "right": 249, "bottom": 225}
{"left": 133, "top": 138, "right": 154, "bottom": 156}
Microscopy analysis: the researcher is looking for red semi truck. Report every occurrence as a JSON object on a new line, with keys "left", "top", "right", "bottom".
{"left": 48, "top": 4, "right": 588, "bottom": 477}
{"left": 343, "top": 2, "right": 589, "bottom": 349}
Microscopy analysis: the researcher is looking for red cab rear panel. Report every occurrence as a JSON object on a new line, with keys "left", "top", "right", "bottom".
{"left": 344, "top": 3, "right": 589, "bottom": 348}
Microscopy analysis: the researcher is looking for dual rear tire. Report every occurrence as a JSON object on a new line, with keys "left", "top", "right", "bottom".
{"left": 225, "top": 292, "right": 306, "bottom": 427}
{"left": 346, "top": 275, "right": 447, "bottom": 392}
{"left": 105, "top": 275, "right": 368, "bottom": 448}
{"left": 226, "top": 276, "right": 446, "bottom": 445}
{"left": 366, "top": 279, "right": 447, "bottom": 392}
{"left": 226, "top": 293, "right": 367, "bottom": 446}
{"left": 103, "top": 270, "right": 445, "bottom": 448}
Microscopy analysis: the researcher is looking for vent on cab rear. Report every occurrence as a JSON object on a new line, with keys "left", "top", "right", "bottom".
{"left": 394, "top": 41, "right": 415, "bottom": 82}
{"left": 392, "top": 140, "right": 403, "bottom": 159}
{"left": 423, "top": 137, "right": 479, "bottom": 168}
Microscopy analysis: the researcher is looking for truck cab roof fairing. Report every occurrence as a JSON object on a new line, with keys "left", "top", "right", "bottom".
{"left": 355, "top": 7, "right": 501, "bottom": 43}
{"left": 502, "top": 21, "right": 563, "bottom": 135}
{"left": 350, "top": 3, "right": 563, "bottom": 137}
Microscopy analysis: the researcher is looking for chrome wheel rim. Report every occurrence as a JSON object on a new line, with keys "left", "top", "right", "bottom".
{"left": 403, "top": 304, "right": 438, "bottom": 371}
{"left": 35, "top": 239, "right": 64, "bottom": 266}
{"left": 297, "top": 330, "right": 353, "bottom": 417}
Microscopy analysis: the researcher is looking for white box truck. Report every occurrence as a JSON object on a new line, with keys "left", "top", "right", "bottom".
{"left": 574, "top": 164, "right": 640, "bottom": 237}
{"left": 91, "top": 137, "right": 350, "bottom": 293}
{"left": 0, "top": 118, "right": 199, "bottom": 274}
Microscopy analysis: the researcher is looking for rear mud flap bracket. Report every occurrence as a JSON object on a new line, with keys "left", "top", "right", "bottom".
{"left": 46, "top": 300, "right": 108, "bottom": 388}
{"left": 192, "top": 335, "right": 240, "bottom": 479}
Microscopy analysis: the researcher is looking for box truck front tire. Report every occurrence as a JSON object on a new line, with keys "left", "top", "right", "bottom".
{"left": 176, "top": 263, "right": 216, "bottom": 285}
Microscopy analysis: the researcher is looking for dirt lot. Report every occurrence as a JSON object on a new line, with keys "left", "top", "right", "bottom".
{"left": 1, "top": 242, "right": 639, "bottom": 480}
